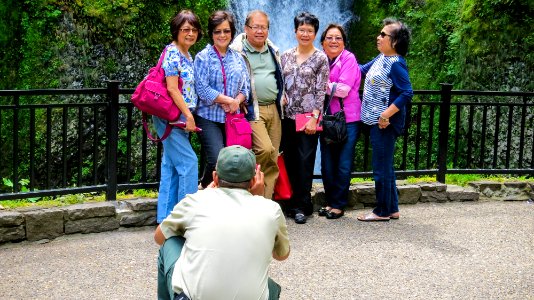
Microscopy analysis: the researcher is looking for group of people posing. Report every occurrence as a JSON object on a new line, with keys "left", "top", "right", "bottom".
{"left": 155, "top": 8, "right": 413, "bottom": 225}
{"left": 153, "top": 8, "right": 413, "bottom": 300}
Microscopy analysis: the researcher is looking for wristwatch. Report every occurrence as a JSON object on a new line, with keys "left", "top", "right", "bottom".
{"left": 312, "top": 112, "right": 319, "bottom": 119}
{"left": 379, "top": 115, "right": 389, "bottom": 122}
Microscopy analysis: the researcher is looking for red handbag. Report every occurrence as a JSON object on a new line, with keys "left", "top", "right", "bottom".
{"left": 274, "top": 153, "right": 292, "bottom": 200}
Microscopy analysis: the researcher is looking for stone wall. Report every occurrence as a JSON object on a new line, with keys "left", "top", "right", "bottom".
{"left": 1, "top": 182, "right": 532, "bottom": 244}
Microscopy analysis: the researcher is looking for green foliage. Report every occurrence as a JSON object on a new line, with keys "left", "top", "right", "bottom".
{"left": 350, "top": 0, "right": 533, "bottom": 91}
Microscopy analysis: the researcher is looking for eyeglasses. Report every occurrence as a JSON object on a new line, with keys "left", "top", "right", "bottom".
{"left": 246, "top": 24, "right": 269, "bottom": 32}
{"left": 213, "top": 29, "right": 232, "bottom": 36}
{"left": 379, "top": 31, "right": 392, "bottom": 38}
{"left": 180, "top": 28, "right": 199, "bottom": 34}
{"left": 325, "top": 36, "right": 343, "bottom": 42}
{"left": 297, "top": 29, "right": 315, "bottom": 36}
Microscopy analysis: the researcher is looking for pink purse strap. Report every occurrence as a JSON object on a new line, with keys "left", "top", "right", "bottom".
{"left": 212, "top": 46, "right": 227, "bottom": 96}
{"left": 142, "top": 112, "right": 172, "bottom": 142}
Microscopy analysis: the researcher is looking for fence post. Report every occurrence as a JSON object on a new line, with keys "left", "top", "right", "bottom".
{"left": 106, "top": 80, "right": 121, "bottom": 200}
{"left": 437, "top": 83, "right": 452, "bottom": 183}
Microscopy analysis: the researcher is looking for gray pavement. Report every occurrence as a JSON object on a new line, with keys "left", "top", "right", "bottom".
{"left": 1, "top": 200, "right": 533, "bottom": 300}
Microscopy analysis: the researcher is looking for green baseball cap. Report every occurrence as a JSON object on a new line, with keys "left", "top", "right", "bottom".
{"left": 216, "top": 145, "right": 256, "bottom": 183}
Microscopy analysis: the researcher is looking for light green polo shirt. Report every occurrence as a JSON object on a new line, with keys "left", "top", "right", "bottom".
{"left": 243, "top": 39, "right": 278, "bottom": 105}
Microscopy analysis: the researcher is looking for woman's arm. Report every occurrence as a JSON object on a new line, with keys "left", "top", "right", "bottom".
{"left": 358, "top": 55, "right": 379, "bottom": 75}
{"left": 166, "top": 76, "right": 196, "bottom": 131}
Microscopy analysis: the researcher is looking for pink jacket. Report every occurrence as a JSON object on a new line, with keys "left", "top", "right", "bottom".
{"left": 325, "top": 49, "right": 361, "bottom": 123}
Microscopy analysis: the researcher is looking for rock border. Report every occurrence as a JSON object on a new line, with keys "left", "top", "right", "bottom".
{"left": 1, "top": 181, "right": 532, "bottom": 244}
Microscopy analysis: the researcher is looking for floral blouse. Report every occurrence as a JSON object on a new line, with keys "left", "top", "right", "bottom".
{"left": 162, "top": 43, "right": 197, "bottom": 109}
{"left": 280, "top": 48, "right": 329, "bottom": 119}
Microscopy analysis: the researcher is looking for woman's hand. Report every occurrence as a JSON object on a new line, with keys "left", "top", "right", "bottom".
{"left": 378, "top": 115, "right": 390, "bottom": 129}
{"left": 304, "top": 118, "right": 318, "bottom": 135}
{"left": 228, "top": 98, "right": 240, "bottom": 113}
{"left": 184, "top": 114, "right": 196, "bottom": 132}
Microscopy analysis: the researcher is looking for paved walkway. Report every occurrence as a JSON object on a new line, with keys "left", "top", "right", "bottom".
{"left": 1, "top": 201, "right": 533, "bottom": 300}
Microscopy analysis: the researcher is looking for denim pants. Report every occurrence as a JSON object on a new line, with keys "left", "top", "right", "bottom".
{"left": 320, "top": 122, "right": 360, "bottom": 210}
{"left": 369, "top": 124, "right": 399, "bottom": 217}
{"left": 281, "top": 118, "right": 318, "bottom": 215}
{"left": 154, "top": 117, "right": 198, "bottom": 223}
{"left": 157, "top": 236, "right": 282, "bottom": 300}
{"left": 194, "top": 115, "right": 225, "bottom": 188}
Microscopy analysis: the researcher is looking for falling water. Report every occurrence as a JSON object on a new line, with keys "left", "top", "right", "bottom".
{"left": 228, "top": 0, "right": 355, "bottom": 51}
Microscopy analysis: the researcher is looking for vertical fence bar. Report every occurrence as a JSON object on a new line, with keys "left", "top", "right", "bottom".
{"left": 437, "top": 83, "right": 452, "bottom": 183}
{"left": 426, "top": 105, "right": 436, "bottom": 169}
{"left": 12, "top": 95, "right": 19, "bottom": 193}
{"left": 141, "top": 127, "right": 148, "bottom": 181}
{"left": 126, "top": 105, "right": 133, "bottom": 182}
{"left": 414, "top": 105, "right": 422, "bottom": 170}
{"left": 106, "top": 80, "right": 121, "bottom": 200}
{"left": 30, "top": 109, "right": 36, "bottom": 190}
{"left": 505, "top": 105, "right": 513, "bottom": 169}
{"left": 62, "top": 107, "right": 68, "bottom": 188}
{"left": 46, "top": 107, "right": 52, "bottom": 189}
{"left": 453, "top": 106, "right": 460, "bottom": 168}
{"left": 93, "top": 107, "right": 99, "bottom": 185}
{"left": 401, "top": 103, "right": 412, "bottom": 170}
{"left": 518, "top": 96, "right": 527, "bottom": 168}
{"left": 466, "top": 105, "right": 474, "bottom": 168}
{"left": 77, "top": 107, "right": 83, "bottom": 186}
{"left": 493, "top": 106, "right": 501, "bottom": 168}
{"left": 479, "top": 106, "right": 488, "bottom": 168}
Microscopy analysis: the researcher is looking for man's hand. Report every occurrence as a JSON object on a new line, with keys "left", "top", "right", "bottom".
{"left": 154, "top": 225, "right": 166, "bottom": 245}
{"left": 249, "top": 164, "right": 265, "bottom": 196}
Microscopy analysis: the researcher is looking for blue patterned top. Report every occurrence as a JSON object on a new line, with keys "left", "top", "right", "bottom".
{"left": 360, "top": 54, "right": 413, "bottom": 132}
{"left": 162, "top": 44, "right": 197, "bottom": 109}
{"left": 194, "top": 44, "right": 250, "bottom": 123}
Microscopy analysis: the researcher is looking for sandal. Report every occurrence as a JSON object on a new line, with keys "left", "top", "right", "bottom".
{"left": 318, "top": 207, "right": 331, "bottom": 217}
{"left": 357, "top": 212, "right": 390, "bottom": 222}
{"left": 390, "top": 212, "right": 400, "bottom": 219}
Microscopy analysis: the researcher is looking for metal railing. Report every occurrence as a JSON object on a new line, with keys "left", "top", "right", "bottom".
{"left": 0, "top": 82, "right": 532, "bottom": 200}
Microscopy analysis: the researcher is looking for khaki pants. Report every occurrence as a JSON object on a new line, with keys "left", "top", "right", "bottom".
{"left": 250, "top": 104, "right": 281, "bottom": 199}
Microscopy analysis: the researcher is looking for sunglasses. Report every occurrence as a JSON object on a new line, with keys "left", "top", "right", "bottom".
{"left": 213, "top": 29, "right": 232, "bottom": 36}
{"left": 379, "top": 31, "right": 392, "bottom": 38}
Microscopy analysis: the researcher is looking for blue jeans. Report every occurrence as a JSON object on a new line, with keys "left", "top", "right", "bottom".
{"left": 157, "top": 236, "right": 282, "bottom": 300}
{"left": 194, "top": 115, "right": 225, "bottom": 188}
{"left": 320, "top": 122, "right": 360, "bottom": 210}
{"left": 369, "top": 125, "right": 399, "bottom": 217}
{"left": 154, "top": 116, "right": 198, "bottom": 223}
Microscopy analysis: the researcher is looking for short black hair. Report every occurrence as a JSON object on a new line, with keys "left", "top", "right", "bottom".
{"left": 320, "top": 23, "right": 347, "bottom": 44}
{"left": 294, "top": 11, "right": 319, "bottom": 34}
{"left": 170, "top": 10, "right": 202, "bottom": 42}
{"left": 383, "top": 18, "right": 411, "bottom": 56}
{"left": 208, "top": 10, "right": 237, "bottom": 43}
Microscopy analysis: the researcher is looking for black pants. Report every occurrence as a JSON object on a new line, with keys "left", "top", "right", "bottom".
{"left": 194, "top": 115, "right": 226, "bottom": 188}
{"left": 281, "top": 118, "right": 318, "bottom": 215}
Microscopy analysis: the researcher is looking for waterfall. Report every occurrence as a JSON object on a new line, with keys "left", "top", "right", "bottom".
{"left": 228, "top": 0, "right": 355, "bottom": 51}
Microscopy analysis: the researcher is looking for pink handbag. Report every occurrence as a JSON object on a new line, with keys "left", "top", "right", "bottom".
{"left": 213, "top": 47, "right": 252, "bottom": 149}
{"left": 131, "top": 47, "right": 182, "bottom": 142}
{"left": 225, "top": 112, "right": 252, "bottom": 149}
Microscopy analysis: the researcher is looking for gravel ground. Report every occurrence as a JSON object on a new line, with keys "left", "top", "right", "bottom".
{"left": 1, "top": 200, "right": 533, "bottom": 300}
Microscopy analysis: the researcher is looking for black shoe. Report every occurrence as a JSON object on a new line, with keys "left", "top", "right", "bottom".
{"left": 294, "top": 210, "right": 307, "bottom": 224}
{"left": 318, "top": 207, "right": 330, "bottom": 217}
{"left": 326, "top": 210, "right": 344, "bottom": 219}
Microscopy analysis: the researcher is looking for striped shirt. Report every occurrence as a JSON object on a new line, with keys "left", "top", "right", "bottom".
{"left": 194, "top": 44, "right": 250, "bottom": 123}
{"left": 361, "top": 54, "right": 400, "bottom": 125}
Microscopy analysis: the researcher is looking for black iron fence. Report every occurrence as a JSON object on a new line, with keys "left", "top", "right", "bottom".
{"left": 0, "top": 82, "right": 532, "bottom": 201}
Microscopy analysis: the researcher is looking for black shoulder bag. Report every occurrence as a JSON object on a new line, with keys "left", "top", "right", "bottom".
{"left": 320, "top": 83, "right": 347, "bottom": 144}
